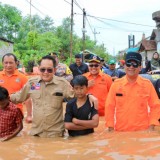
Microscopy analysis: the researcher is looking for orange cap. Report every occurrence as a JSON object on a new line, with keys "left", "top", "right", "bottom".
{"left": 119, "top": 60, "right": 125, "bottom": 65}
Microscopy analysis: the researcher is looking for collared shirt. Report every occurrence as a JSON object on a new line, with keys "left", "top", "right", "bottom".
{"left": 69, "top": 63, "right": 89, "bottom": 77}
{"left": 103, "top": 69, "right": 120, "bottom": 77}
{"left": 0, "top": 102, "right": 23, "bottom": 138}
{"left": 83, "top": 72, "right": 112, "bottom": 116}
{"left": 105, "top": 76, "right": 160, "bottom": 131}
{"left": 0, "top": 69, "right": 28, "bottom": 111}
{"left": 64, "top": 97, "right": 98, "bottom": 136}
{"left": 10, "top": 76, "right": 74, "bottom": 138}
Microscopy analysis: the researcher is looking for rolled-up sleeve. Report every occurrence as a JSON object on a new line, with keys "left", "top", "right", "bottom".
{"left": 10, "top": 82, "right": 30, "bottom": 104}
{"left": 64, "top": 102, "right": 73, "bottom": 122}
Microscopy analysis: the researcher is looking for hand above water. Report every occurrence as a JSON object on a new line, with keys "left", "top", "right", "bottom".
{"left": 0, "top": 137, "right": 8, "bottom": 142}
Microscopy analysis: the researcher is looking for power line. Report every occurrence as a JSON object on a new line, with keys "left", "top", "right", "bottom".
{"left": 86, "top": 16, "right": 94, "bottom": 34}
{"left": 24, "top": 0, "right": 46, "bottom": 17}
{"left": 64, "top": 0, "right": 71, "bottom": 5}
{"left": 73, "top": 0, "right": 83, "bottom": 11}
{"left": 94, "top": 26, "right": 152, "bottom": 33}
{"left": 87, "top": 14, "right": 155, "bottom": 28}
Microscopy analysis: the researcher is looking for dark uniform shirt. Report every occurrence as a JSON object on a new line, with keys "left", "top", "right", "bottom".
{"left": 69, "top": 63, "right": 89, "bottom": 77}
{"left": 64, "top": 97, "right": 98, "bottom": 136}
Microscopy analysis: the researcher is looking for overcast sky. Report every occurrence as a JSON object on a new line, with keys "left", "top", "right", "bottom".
{"left": 1, "top": 0, "right": 160, "bottom": 55}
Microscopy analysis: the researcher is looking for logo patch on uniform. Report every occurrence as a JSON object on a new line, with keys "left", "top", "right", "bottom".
{"left": 30, "top": 82, "right": 40, "bottom": 90}
{"left": 31, "top": 82, "right": 36, "bottom": 90}
{"left": 0, "top": 79, "right": 4, "bottom": 83}
{"left": 15, "top": 78, "right": 20, "bottom": 82}
{"left": 35, "top": 83, "right": 40, "bottom": 90}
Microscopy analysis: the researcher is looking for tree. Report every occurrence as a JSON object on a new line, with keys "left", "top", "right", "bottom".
{"left": 55, "top": 17, "right": 71, "bottom": 55}
{"left": 0, "top": 3, "right": 22, "bottom": 41}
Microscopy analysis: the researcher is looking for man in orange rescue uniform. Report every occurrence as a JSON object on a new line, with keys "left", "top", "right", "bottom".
{"left": 0, "top": 53, "right": 32, "bottom": 123}
{"left": 105, "top": 52, "right": 160, "bottom": 131}
{"left": 83, "top": 55, "right": 112, "bottom": 116}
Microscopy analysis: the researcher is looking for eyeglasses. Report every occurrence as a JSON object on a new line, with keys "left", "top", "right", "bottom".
{"left": 40, "top": 68, "right": 53, "bottom": 73}
{"left": 126, "top": 62, "right": 139, "bottom": 68}
{"left": 89, "top": 64, "right": 99, "bottom": 68}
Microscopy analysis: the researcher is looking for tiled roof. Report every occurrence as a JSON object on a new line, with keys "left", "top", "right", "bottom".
{"left": 139, "top": 39, "right": 156, "bottom": 51}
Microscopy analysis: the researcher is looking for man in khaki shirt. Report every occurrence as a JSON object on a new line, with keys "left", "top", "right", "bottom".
{"left": 10, "top": 55, "right": 73, "bottom": 137}
{"left": 11, "top": 55, "right": 97, "bottom": 138}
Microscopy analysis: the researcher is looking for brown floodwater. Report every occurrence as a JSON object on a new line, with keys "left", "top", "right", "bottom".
{"left": 1, "top": 116, "right": 160, "bottom": 160}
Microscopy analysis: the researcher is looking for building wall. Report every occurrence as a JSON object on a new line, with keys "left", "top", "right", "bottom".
{"left": 0, "top": 40, "right": 13, "bottom": 57}
{"left": 146, "top": 50, "right": 156, "bottom": 60}
{"left": 140, "top": 50, "right": 156, "bottom": 68}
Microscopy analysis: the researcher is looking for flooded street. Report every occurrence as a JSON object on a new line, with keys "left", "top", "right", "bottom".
{"left": 1, "top": 116, "right": 160, "bottom": 160}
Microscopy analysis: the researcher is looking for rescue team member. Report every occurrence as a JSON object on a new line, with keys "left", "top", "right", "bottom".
{"left": 0, "top": 86, "right": 23, "bottom": 142}
{"left": 69, "top": 53, "right": 89, "bottom": 77}
{"left": 83, "top": 55, "right": 112, "bottom": 116}
{"left": 105, "top": 52, "right": 160, "bottom": 132}
{"left": 64, "top": 75, "right": 99, "bottom": 137}
{"left": 0, "top": 53, "right": 32, "bottom": 123}
{"left": 50, "top": 52, "right": 73, "bottom": 82}
{"left": 10, "top": 55, "right": 98, "bottom": 138}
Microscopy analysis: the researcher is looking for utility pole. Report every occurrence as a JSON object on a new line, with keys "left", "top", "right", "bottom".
{"left": 30, "top": 0, "right": 32, "bottom": 31}
{"left": 82, "top": 8, "right": 86, "bottom": 61}
{"left": 93, "top": 28, "right": 100, "bottom": 42}
{"left": 70, "top": 0, "right": 73, "bottom": 64}
{"left": 82, "top": 8, "right": 86, "bottom": 51}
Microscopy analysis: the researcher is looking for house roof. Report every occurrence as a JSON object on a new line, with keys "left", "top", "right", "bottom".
{"left": 0, "top": 37, "right": 14, "bottom": 43}
{"left": 139, "top": 39, "right": 156, "bottom": 51}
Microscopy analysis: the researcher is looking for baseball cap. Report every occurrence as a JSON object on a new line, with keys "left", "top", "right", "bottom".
{"left": 108, "top": 59, "right": 116, "bottom": 65}
{"left": 126, "top": 52, "right": 142, "bottom": 63}
{"left": 119, "top": 60, "right": 125, "bottom": 65}
{"left": 88, "top": 55, "right": 101, "bottom": 63}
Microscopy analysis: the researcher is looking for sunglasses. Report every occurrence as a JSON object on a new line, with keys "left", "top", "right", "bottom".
{"left": 126, "top": 62, "right": 139, "bottom": 68}
{"left": 89, "top": 64, "right": 99, "bottom": 68}
{"left": 40, "top": 68, "right": 53, "bottom": 73}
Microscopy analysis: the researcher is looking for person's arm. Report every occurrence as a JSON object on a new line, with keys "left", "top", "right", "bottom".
{"left": 1, "top": 122, "right": 23, "bottom": 142}
{"left": 105, "top": 83, "right": 116, "bottom": 130}
{"left": 1, "top": 108, "right": 23, "bottom": 142}
{"left": 10, "top": 81, "right": 30, "bottom": 104}
{"left": 64, "top": 101, "right": 86, "bottom": 130}
{"left": 72, "top": 114, "right": 99, "bottom": 128}
{"left": 64, "top": 66, "right": 73, "bottom": 82}
{"left": 88, "top": 94, "right": 98, "bottom": 109}
{"left": 65, "top": 122, "right": 88, "bottom": 130}
{"left": 148, "top": 81, "right": 160, "bottom": 128}
{"left": 145, "top": 61, "right": 151, "bottom": 72}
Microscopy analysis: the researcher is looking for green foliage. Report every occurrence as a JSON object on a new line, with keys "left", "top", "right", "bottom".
{"left": 0, "top": 60, "right": 3, "bottom": 71}
{"left": 27, "top": 31, "right": 38, "bottom": 50}
{"left": 0, "top": 3, "right": 22, "bottom": 41}
{"left": 0, "top": 3, "right": 112, "bottom": 67}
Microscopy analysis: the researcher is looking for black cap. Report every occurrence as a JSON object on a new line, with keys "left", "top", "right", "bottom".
{"left": 88, "top": 55, "right": 101, "bottom": 63}
{"left": 75, "top": 54, "right": 82, "bottom": 58}
{"left": 126, "top": 52, "right": 142, "bottom": 63}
